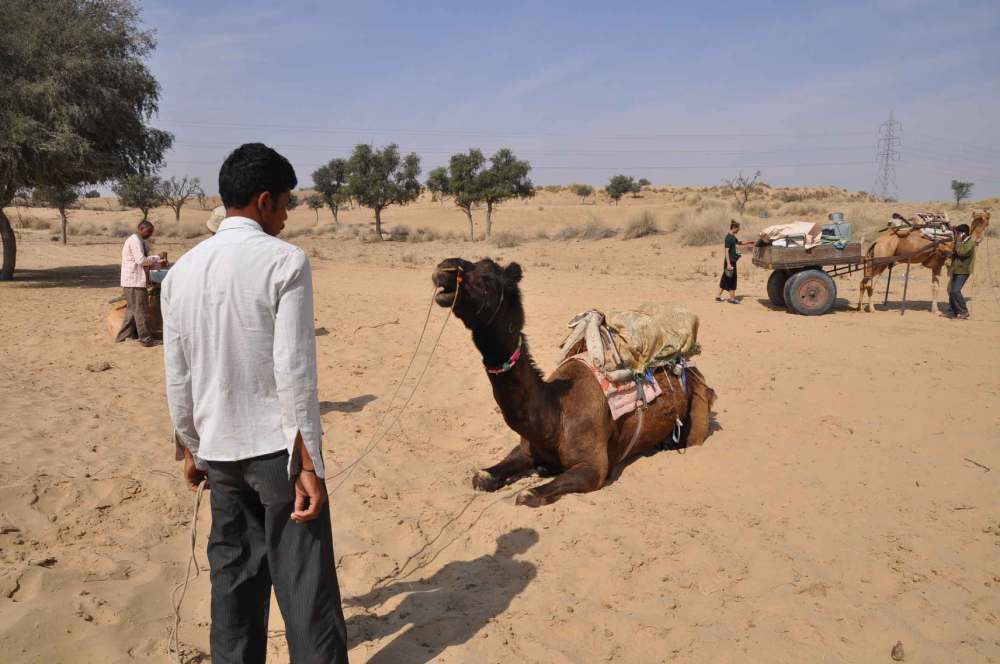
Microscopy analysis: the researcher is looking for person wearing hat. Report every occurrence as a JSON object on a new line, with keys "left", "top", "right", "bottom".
{"left": 206, "top": 204, "right": 226, "bottom": 234}
{"left": 946, "top": 223, "right": 976, "bottom": 319}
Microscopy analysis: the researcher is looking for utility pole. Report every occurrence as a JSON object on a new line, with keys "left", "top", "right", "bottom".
{"left": 875, "top": 110, "right": 901, "bottom": 201}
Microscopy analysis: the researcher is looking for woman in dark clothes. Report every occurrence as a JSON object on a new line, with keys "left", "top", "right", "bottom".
{"left": 716, "top": 220, "right": 745, "bottom": 303}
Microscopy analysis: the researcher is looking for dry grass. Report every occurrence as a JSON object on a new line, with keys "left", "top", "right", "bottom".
{"left": 676, "top": 209, "right": 730, "bottom": 247}
{"left": 492, "top": 230, "right": 524, "bottom": 248}
{"left": 622, "top": 210, "right": 660, "bottom": 240}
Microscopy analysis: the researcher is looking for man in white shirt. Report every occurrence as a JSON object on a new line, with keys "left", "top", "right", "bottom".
{"left": 162, "top": 143, "right": 348, "bottom": 663}
{"left": 116, "top": 220, "right": 163, "bottom": 346}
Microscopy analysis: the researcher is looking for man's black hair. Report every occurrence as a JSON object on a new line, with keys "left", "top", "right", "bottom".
{"left": 955, "top": 223, "right": 970, "bottom": 235}
{"left": 138, "top": 220, "right": 154, "bottom": 230}
{"left": 218, "top": 143, "right": 298, "bottom": 209}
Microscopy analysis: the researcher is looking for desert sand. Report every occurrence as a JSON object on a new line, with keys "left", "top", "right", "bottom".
{"left": 1, "top": 190, "right": 998, "bottom": 663}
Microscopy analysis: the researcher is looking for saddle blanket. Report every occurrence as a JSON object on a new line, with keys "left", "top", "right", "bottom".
{"left": 563, "top": 353, "right": 663, "bottom": 420}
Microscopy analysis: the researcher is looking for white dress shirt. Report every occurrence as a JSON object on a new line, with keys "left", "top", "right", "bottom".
{"left": 120, "top": 233, "right": 162, "bottom": 288}
{"left": 162, "top": 217, "right": 325, "bottom": 477}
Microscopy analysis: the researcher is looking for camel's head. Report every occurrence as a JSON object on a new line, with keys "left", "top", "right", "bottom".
{"left": 971, "top": 209, "right": 991, "bottom": 240}
{"left": 432, "top": 258, "right": 524, "bottom": 332}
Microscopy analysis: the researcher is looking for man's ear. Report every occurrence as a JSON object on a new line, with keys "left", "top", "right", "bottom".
{"left": 504, "top": 262, "right": 523, "bottom": 283}
{"left": 257, "top": 190, "right": 274, "bottom": 212}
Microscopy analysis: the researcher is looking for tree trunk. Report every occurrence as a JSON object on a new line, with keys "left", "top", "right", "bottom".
{"left": 485, "top": 203, "right": 494, "bottom": 239}
{"left": 374, "top": 208, "right": 384, "bottom": 240}
{"left": 331, "top": 207, "right": 339, "bottom": 225}
{"left": 174, "top": 205, "right": 182, "bottom": 222}
{"left": 60, "top": 207, "right": 68, "bottom": 245}
{"left": 465, "top": 208, "right": 474, "bottom": 241}
{"left": 141, "top": 207, "right": 149, "bottom": 222}
{"left": 0, "top": 205, "right": 16, "bottom": 281}
{"left": 313, "top": 209, "right": 319, "bottom": 224}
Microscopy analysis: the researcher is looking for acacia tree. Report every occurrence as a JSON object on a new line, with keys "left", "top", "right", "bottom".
{"left": 480, "top": 148, "right": 534, "bottom": 239}
{"left": 572, "top": 183, "right": 594, "bottom": 203}
{"left": 113, "top": 174, "right": 163, "bottom": 221}
{"left": 445, "top": 149, "right": 486, "bottom": 241}
{"left": 312, "top": 158, "right": 350, "bottom": 224}
{"left": 426, "top": 167, "right": 450, "bottom": 206}
{"left": 951, "top": 180, "right": 974, "bottom": 207}
{"left": 34, "top": 184, "right": 79, "bottom": 245}
{"left": 724, "top": 170, "right": 763, "bottom": 214}
{"left": 347, "top": 144, "right": 422, "bottom": 240}
{"left": 305, "top": 194, "right": 323, "bottom": 222}
{"left": 159, "top": 176, "right": 204, "bottom": 221}
{"left": 0, "top": 0, "right": 172, "bottom": 280}
{"left": 607, "top": 175, "right": 634, "bottom": 204}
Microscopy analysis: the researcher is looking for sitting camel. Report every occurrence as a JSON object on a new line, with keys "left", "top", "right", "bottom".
{"left": 858, "top": 209, "right": 991, "bottom": 313}
{"left": 432, "top": 258, "right": 716, "bottom": 507}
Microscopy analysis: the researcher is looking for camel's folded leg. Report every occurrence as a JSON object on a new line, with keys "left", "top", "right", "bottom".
{"left": 682, "top": 369, "right": 715, "bottom": 447}
{"left": 516, "top": 461, "right": 604, "bottom": 508}
{"left": 473, "top": 441, "right": 535, "bottom": 492}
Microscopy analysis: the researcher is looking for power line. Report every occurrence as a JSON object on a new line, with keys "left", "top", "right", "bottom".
{"left": 874, "top": 110, "right": 901, "bottom": 200}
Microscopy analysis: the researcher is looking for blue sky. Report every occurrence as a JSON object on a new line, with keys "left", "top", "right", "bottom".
{"left": 143, "top": 0, "right": 1000, "bottom": 201}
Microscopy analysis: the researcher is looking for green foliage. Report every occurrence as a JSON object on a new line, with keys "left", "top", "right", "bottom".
{"left": 159, "top": 175, "right": 204, "bottom": 221}
{"left": 607, "top": 175, "right": 635, "bottom": 203}
{"left": 444, "top": 149, "right": 487, "bottom": 241}
{"left": 84, "top": 190, "right": 101, "bottom": 199}
{"left": 113, "top": 174, "right": 163, "bottom": 220}
{"left": 637, "top": 178, "right": 651, "bottom": 188}
{"left": 33, "top": 184, "right": 80, "bottom": 244}
{"left": 0, "top": 0, "right": 171, "bottom": 278}
{"left": 347, "top": 144, "right": 422, "bottom": 239}
{"left": 305, "top": 193, "right": 323, "bottom": 222}
{"left": 286, "top": 193, "right": 300, "bottom": 209}
{"left": 312, "top": 158, "right": 350, "bottom": 222}
{"left": 426, "top": 167, "right": 450, "bottom": 203}
{"left": 951, "top": 180, "right": 974, "bottom": 207}
{"left": 571, "top": 183, "right": 594, "bottom": 203}
{"left": 480, "top": 148, "right": 534, "bottom": 237}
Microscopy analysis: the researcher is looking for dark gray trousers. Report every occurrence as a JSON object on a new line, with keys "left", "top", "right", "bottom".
{"left": 116, "top": 286, "right": 154, "bottom": 344}
{"left": 948, "top": 273, "right": 969, "bottom": 316}
{"left": 205, "top": 451, "right": 349, "bottom": 664}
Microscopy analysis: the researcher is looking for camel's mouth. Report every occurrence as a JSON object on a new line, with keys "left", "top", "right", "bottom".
{"left": 432, "top": 270, "right": 459, "bottom": 307}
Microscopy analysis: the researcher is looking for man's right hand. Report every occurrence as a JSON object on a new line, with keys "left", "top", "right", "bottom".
{"left": 291, "top": 469, "right": 327, "bottom": 522}
{"left": 182, "top": 447, "right": 207, "bottom": 491}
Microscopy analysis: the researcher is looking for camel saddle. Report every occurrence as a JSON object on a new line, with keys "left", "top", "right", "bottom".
{"left": 887, "top": 211, "right": 952, "bottom": 241}
{"left": 558, "top": 303, "right": 700, "bottom": 384}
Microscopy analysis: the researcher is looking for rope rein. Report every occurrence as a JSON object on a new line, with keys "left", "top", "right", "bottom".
{"left": 169, "top": 479, "right": 207, "bottom": 664}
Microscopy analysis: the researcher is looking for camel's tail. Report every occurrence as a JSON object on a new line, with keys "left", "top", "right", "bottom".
{"left": 681, "top": 367, "right": 715, "bottom": 448}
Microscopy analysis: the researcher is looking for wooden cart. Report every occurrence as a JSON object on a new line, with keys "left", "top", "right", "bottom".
{"left": 752, "top": 241, "right": 873, "bottom": 316}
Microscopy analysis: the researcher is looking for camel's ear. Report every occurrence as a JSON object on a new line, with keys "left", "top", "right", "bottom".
{"left": 504, "top": 262, "right": 523, "bottom": 284}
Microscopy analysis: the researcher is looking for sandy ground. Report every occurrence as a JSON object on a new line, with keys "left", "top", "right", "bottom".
{"left": 1, "top": 197, "right": 999, "bottom": 663}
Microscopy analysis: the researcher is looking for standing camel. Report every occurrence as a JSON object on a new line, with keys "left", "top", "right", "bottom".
{"left": 858, "top": 209, "right": 991, "bottom": 313}
{"left": 432, "top": 258, "right": 716, "bottom": 508}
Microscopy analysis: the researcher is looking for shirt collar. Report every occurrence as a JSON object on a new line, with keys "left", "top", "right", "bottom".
{"left": 217, "top": 216, "right": 264, "bottom": 234}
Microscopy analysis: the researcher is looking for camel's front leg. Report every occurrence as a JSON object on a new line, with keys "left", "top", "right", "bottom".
{"left": 858, "top": 278, "right": 871, "bottom": 312}
{"left": 929, "top": 270, "right": 941, "bottom": 314}
{"left": 472, "top": 441, "right": 535, "bottom": 492}
{"left": 516, "top": 462, "right": 605, "bottom": 508}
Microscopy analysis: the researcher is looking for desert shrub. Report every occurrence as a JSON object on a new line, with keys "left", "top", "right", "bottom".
{"left": 986, "top": 224, "right": 998, "bottom": 238}
{"left": 533, "top": 228, "right": 550, "bottom": 240}
{"left": 110, "top": 227, "right": 130, "bottom": 238}
{"left": 401, "top": 252, "right": 418, "bottom": 264}
{"left": 407, "top": 227, "right": 440, "bottom": 243}
{"left": 389, "top": 224, "right": 410, "bottom": 241}
{"left": 580, "top": 218, "right": 617, "bottom": 240}
{"left": 622, "top": 210, "right": 660, "bottom": 239}
{"left": 677, "top": 209, "right": 729, "bottom": 247}
{"left": 542, "top": 185, "right": 562, "bottom": 193}
{"left": 14, "top": 215, "right": 51, "bottom": 230}
{"left": 555, "top": 225, "right": 580, "bottom": 240}
{"left": 744, "top": 202, "right": 769, "bottom": 217}
{"left": 68, "top": 222, "right": 97, "bottom": 235}
{"left": 282, "top": 226, "right": 312, "bottom": 239}
{"left": 781, "top": 202, "right": 823, "bottom": 217}
{"left": 492, "top": 230, "right": 523, "bottom": 248}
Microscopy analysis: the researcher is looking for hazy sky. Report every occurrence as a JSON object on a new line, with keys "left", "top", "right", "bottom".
{"left": 143, "top": 0, "right": 1000, "bottom": 201}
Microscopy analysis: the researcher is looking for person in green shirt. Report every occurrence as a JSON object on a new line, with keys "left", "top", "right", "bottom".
{"left": 946, "top": 223, "right": 975, "bottom": 319}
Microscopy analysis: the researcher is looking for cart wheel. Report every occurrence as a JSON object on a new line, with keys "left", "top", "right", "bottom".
{"left": 767, "top": 270, "right": 789, "bottom": 307}
{"left": 782, "top": 270, "right": 801, "bottom": 311}
{"left": 786, "top": 269, "right": 837, "bottom": 316}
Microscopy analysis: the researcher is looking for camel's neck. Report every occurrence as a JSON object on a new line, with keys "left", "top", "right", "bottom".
{"left": 471, "top": 327, "right": 560, "bottom": 443}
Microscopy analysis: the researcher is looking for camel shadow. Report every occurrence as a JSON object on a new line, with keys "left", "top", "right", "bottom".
{"left": 345, "top": 528, "right": 539, "bottom": 664}
{"left": 320, "top": 395, "right": 377, "bottom": 414}
{"left": 8, "top": 264, "right": 121, "bottom": 289}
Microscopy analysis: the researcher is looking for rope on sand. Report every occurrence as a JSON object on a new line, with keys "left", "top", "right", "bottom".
{"left": 169, "top": 479, "right": 207, "bottom": 663}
